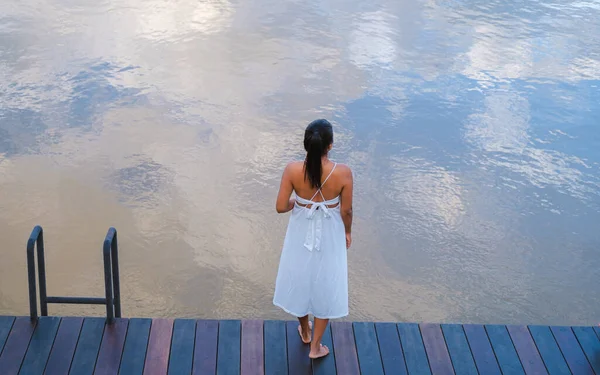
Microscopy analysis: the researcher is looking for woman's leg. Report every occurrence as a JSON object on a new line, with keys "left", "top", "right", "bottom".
{"left": 298, "top": 315, "right": 311, "bottom": 343}
{"left": 309, "top": 318, "right": 330, "bottom": 358}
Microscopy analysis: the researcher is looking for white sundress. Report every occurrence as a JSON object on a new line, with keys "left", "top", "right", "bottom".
{"left": 273, "top": 163, "right": 349, "bottom": 319}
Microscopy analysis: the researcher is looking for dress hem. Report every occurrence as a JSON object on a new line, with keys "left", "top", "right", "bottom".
{"left": 273, "top": 301, "right": 349, "bottom": 320}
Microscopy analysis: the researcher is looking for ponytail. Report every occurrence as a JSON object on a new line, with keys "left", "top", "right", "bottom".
{"left": 303, "top": 119, "right": 334, "bottom": 188}
{"left": 305, "top": 132, "right": 324, "bottom": 188}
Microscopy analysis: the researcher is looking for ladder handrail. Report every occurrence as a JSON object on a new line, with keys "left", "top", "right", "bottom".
{"left": 103, "top": 227, "right": 121, "bottom": 321}
{"left": 26, "top": 226, "right": 122, "bottom": 323}
{"left": 26, "top": 226, "right": 47, "bottom": 319}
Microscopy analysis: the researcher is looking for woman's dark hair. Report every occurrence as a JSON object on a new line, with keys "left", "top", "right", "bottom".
{"left": 304, "top": 119, "right": 334, "bottom": 188}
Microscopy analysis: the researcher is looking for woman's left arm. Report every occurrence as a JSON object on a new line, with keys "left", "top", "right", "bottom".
{"left": 276, "top": 163, "right": 295, "bottom": 213}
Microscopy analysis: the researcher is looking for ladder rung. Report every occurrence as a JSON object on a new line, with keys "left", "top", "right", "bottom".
{"left": 46, "top": 296, "right": 107, "bottom": 305}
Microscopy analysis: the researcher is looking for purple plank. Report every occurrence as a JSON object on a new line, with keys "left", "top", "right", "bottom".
{"left": 144, "top": 319, "right": 174, "bottom": 375}
{"left": 192, "top": 320, "right": 218, "bottom": 375}
{"left": 241, "top": 320, "right": 264, "bottom": 375}
{"left": 420, "top": 324, "right": 454, "bottom": 375}
{"left": 286, "top": 321, "right": 311, "bottom": 375}
{"left": 94, "top": 319, "right": 129, "bottom": 375}
{"left": 507, "top": 326, "right": 548, "bottom": 375}
{"left": 0, "top": 317, "right": 36, "bottom": 375}
{"left": 331, "top": 321, "right": 360, "bottom": 375}
{"left": 44, "top": 318, "right": 84, "bottom": 375}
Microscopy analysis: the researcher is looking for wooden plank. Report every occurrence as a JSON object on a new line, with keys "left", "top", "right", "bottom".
{"left": 397, "top": 323, "right": 432, "bottom": 375}
{"left": 420, "top": 324, "right": 454, "bottom": 375}
{"left": 0, "top": 316, "right": 16, "bottom": 356}
{"left": 263, "top": 320, "right": 288, "bottom": 375}
{"left": 551, "top": 326, "right": 593, "bottom": 374}
{"left": 375, "top": 323, "right": 408, "bottom": 375}
{"left": 572, "top": 326, "right": 600, "bottom": 374}
{"left": 44, "top": 317, "right": 84, "bottom": 375}
{"left": 94, "top": 318, "right": 129, "bottom": 375}
{"left": 0, "top": 317, "right": 37, "bottom": 375}
{"left": 120, "top": 318, "right": 152, "bottom": 375}
{"left": 70, "top": 317, "right": 106, "bottom": 375}
{"left": 332, "top": 321, "right": 360, "bottom": 375}
{"left": 353, "top": 322, "right": 384, "bottom": 375}
{"left": 19, "top": 316, "right": 61, "bottom": 375}
{"left": 168, "top": 319, "right": 196, "bottom": 375}
{"left": 440, "top": 325, "right": 477, "bottom": 375}
{"left": 192, "top": 320, "right": 218, "bottom": 375}
{"left": 463, "top": 324, "right": 501, "bottom": 375}
{"left": 217, "top": 320, "right": 241, "bottom": 375}
{"left": 506, "top": 326, "right": 548, "bottom": 375}
{"left": 485, "top": 325, "right": 525, "bottom": 375}
{"left": 528, "top": 326, "right": 571, "bottom": 375}
{"left": 144, "top": 319, "right": 174, "bottom": 375}
{"left": 313, "top": 323, "right": 336, "bottom": 375}
{"left": 286, "top": 321, "right": 311, "bottom": 375}
{"left": 241, "top": 320, "right": 264, "bottom": 375}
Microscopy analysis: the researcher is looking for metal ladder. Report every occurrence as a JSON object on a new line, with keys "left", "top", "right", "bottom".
{"left": 26, "top": 226, "right": 122, "bottom": 323}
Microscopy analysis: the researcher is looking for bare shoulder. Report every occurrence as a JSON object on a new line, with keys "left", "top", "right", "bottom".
{"left": 335, "top": 163, "right": 353, "bottom": 177}
{"left": 284, "top": 161, "right": 305, "bottom": 175}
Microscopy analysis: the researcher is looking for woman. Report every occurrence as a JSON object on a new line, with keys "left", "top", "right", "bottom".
{"left": 273, "top": 119, "right": 353, "bottom": 359}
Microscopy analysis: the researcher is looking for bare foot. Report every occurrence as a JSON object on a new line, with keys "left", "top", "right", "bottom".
{"left": 309, "top": 344, "right": 330, "bottom": 359}
{"left": 298, "top": 321, "right": 312, "bottom": 344}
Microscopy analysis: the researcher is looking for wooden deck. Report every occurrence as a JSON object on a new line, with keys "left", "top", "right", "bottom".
{"left": 0, "top": 316, "right": 599, "bottom": 374}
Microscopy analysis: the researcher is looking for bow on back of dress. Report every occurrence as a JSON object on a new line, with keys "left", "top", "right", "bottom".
{"left": 295, "top": 163, "right": 339, "bottom": 252}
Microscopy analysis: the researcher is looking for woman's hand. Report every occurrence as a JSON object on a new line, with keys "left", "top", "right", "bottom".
{"left": 346, "top": 233, "right": 352, "bottom": 249}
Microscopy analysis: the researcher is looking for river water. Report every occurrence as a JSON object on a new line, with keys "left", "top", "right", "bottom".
{"left": 1, "top": 0, "right": 599, "bottom": 325}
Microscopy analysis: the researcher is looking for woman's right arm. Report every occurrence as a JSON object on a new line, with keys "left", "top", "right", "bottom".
{"left": 340, "top": 165, "right": 354, "bottom": 248}
{"left": 276, "top": 163, "right": 295, "bottom": 213}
